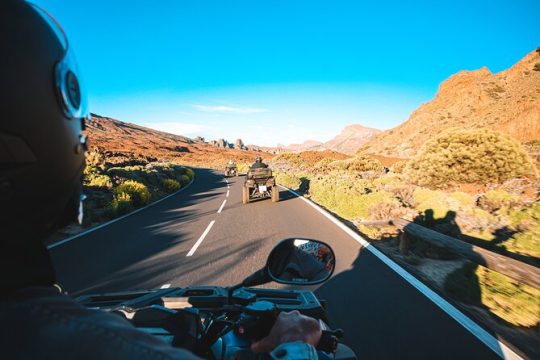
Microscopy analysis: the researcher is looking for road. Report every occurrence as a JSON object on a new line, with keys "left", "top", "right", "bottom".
{"left": 50, "top": 168, "right": 510, "bottom": 359}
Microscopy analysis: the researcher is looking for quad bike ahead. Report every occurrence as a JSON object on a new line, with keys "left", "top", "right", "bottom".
{"left": 243, "top": 167, "right": 279, "bottom": 204}
{"left": 76, "top": 238, "right": 356, "bottom": 360}
{"left": 224, "top": 164, "right": 238, "bottom": 177}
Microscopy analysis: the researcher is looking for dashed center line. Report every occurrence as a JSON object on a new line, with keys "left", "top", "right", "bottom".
{"left": 226, "top": 190, "right": 230, "bottom": 197}
{"left": 160, "top": 283, "right": 171, "bottom": 289}
{"left": 186, "top": 220, "right": 215, "bottom": 257}
{"left": 217, "top": 199, "right": 227, "bottom": 213}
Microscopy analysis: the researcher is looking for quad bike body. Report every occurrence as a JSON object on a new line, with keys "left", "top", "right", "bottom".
{"left": 243, "top": 167, "right": 279, "bottom": 204}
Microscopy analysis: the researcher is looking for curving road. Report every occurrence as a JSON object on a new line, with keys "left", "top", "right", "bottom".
{"left": 50, "top": 168, "right": 516, "bottom": 359}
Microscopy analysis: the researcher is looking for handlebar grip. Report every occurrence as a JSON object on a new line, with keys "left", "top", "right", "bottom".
{"left": 317, "top": 329, "right": 343, "bottom": 353}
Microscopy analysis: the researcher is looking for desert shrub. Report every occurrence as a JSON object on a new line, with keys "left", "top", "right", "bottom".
{"left": 180, "top": 174, "right": 190, "bottom": 184}
{"left": 329, "top": 155, "right": 384, "bottom": 173}
{"left": 450, "top": 192, "right": 475, "bottom": 208}
{"left": 185, "top": 168, "right": 195, "bottom": 178}
{"left": 275, "top": 172, "right": 302, "bottom": 190}
{"left": 85, "top": 150, "right": 106, "bottom": 170}
{"left": 272, "top": 153, "right": 304, "bottom": 167}
{"left": 404, "top": 128, "right": 537, "bottom": 188}
{"left": 372, "top": 174, "right": 401, "bottom": 188}
{"left": 109, "top": 192, "right": 133, "bottom": 215}
{"left": 114, "top": 180, "right": 151, "bottom": 206}
{"left": 386, "top": 184, "right": 417, "bottom": 207}
{"left": 507, "top": 202, "right": 540, "bottom": 258}
{"left": 85, "top": 173, "right": 113, "bottom": 189}
{"left": 313, "top": 158, "right": 337, "bottom": 173}
{"left": 534, "top": 63, "right": 540, "bottom": 72}
{"left": 390, "top": 160, "right": 408, "bottom": 173}
{"left": 456, "top": 208, "right": 498, "bottom": 237}
{"left": 309, "top": 173, "right": 370, "bottom": 219}
{"left": 477, "top": 190, "right": 520, "bottom": 213}
{"left": 163, "top": 179, "right": 181, "bottom": 193}
{"left": 413, "top": 188, "right": 453, "bottom": 219}
{"left": 445, "top": 263, "right": 540, "bottom": 327}
{"left": 368, "top": 200, "right": 405, "bottom": 221}
{"left": 310, "top": 172, "right": 397, "bottom": 220}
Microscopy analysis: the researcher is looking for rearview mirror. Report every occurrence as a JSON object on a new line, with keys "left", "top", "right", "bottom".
{"left": 266, "top": 239, "right": 335, "bottom": 285}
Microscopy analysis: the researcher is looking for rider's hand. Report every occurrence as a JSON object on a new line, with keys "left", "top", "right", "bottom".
{"left": 251, "top": 310, "right": 322, "bottom": 353}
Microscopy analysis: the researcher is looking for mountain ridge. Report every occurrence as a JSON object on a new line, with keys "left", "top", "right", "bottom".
{"left": 361, "top": 48, "right": 540, "bottom": 158}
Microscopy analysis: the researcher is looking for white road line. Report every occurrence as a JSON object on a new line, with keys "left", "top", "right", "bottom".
{"left": 217, "top": 199, "right": 227, "bottom": 213}
{"left": 186, "top": 220, "right": 215, "bottom": 257}
{"left": 226, "top": 190, "right": 230, "bottom": 197}
{"left": 225, "top": 179, "right": 229, "bottom": 184}
{"left": 48, "top": 176, "right": 195, "bottom": 250}
{"left": 160, "top": 283, "right": 171, "bottom": 289}
{"left": 280, "top": 185, "right": 522, "bottom": 360}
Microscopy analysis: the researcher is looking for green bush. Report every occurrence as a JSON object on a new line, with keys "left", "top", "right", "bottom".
{"left": 329, "top": 155, "right": 384, "bottom": 173}
{"left": 450, "top": 191, "right": 475, "bottom": 208}
{"left": 445, "top": 263, "right": 540, "bottom": 327}
{"left": 309, "top": 172, "right": 398, "bottom": 220}
{"left": 114, "top": 180, "right": 151, "bottom": 206}
{"left": 404, "top": 128, "right": 537, "bottom": 188}
{"left": 185, "top": 168, "right": 195, "bottom": 178}
{"left": 180, "top": 174, "right": 190, "bottom": 184}
{"left": 163, "top": 179, "right": 181, "bottom": 193}
{"left": 413, "top": 188, "right": 452, "bottom": 219}
{"left": 110, "top": 192, "right": 133, "bottom": 215}
{"left": 85, "top": 174, "right": 112, "bottom": 189}
{"left": 313, "top": 158, "right": 337, "bottom": 173}
{"left": 507, "top": 202, "right": 540, "bottom": 258}
{"left": 275, "top": 172, "right": 302, "bottom": 190}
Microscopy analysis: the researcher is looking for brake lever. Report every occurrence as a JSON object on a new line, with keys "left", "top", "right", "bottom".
{"left": 317, "top": 329, "right": 344, "bottom": 353}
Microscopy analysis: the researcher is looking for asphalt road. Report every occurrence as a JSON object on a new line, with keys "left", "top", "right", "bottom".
{"left": 50, "top": 168, "right": 507, "bottom": 359}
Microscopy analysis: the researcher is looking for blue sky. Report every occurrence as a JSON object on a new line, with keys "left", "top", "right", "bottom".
{"left": 40, "top": 0, "right": 539, "bottom": 146}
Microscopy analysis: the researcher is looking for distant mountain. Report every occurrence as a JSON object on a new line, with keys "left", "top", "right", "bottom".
{"left": 362, "top": 48, "right": 540, "bottom": 158}
{"left": 283, "top": 140, "right": 324, "bottom": 152}
{"left": 273, "top": 125, "right": 381, "bottom": 155}
{"left": 322, "top": 124, "right": 381, "bottom": 154}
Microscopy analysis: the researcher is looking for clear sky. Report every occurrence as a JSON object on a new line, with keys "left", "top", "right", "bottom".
{"left": 40, "top": 0, "right": 539, "bottom": 146}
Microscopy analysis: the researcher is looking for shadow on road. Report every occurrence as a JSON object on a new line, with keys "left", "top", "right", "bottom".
{"left": 52, "top": 169, "right": 228, "bottom": 295}
{"left": 313, "top": 240, "right": 501, "bottom": 359}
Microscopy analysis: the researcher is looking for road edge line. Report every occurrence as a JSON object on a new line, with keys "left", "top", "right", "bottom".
{"left": 280, "top": 185, "right": 521, "bottom": 360}
{"left": 48, "top": 175, "right": 195, "bottom": 250}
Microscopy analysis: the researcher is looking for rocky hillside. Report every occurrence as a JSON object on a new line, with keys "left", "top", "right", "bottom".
{"left": 362, "top": 48, "right": 540, "bottom": 158}
{"left": 86, "top": 115, "right": 267, "bottom": 167}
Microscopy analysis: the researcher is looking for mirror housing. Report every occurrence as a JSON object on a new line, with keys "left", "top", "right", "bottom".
{"left": 266, "top": 238, "right": 335, "bottom": 285}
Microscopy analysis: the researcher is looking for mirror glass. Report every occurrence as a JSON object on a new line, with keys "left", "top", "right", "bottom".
{"left": 267, "top": 238, "right": 335, "bottom": 285}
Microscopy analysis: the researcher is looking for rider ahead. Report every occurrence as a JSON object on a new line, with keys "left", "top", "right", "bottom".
{"left": 0, "top": 1, "right": 320, "bottom": 359}
{"left": 250, "top": 156, "right": 269, "bottom": 170}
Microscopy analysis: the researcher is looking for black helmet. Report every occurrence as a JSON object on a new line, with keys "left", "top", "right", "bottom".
{"left": 255, "top": 156, "right": 262, "bottom": 163}
{"left": 0, "top": 1, "right": 88, "bottom": 235}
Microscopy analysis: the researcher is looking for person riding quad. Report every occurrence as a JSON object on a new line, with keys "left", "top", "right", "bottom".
{"left": 250, "top": 156, "right": 268, "bottom": 170}
{"left": 226, "top": 159, "right": 237, "bottom": 168}
{"left": 0, "top": 1, "right": 321, "bottom": 359}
